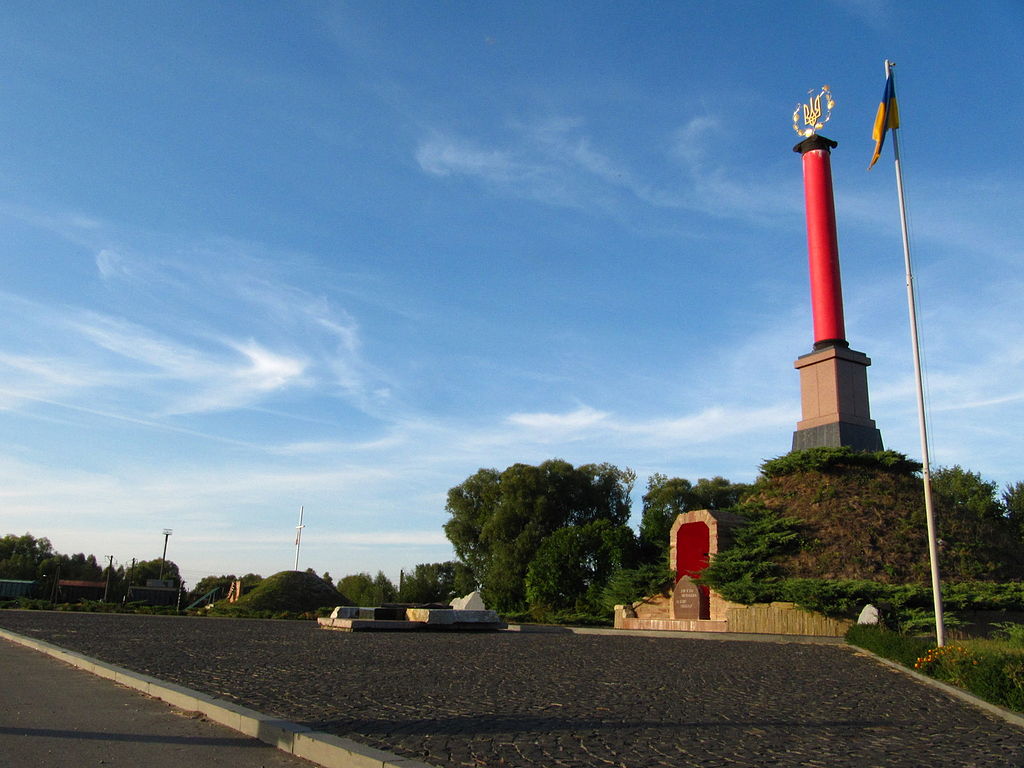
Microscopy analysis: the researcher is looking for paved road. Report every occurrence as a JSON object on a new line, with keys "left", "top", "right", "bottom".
{"left": 1, "top": 610, "right": 1023, "bottom": 767}
{"left": 0, "top": 637, "right": 317, "bottom": 768}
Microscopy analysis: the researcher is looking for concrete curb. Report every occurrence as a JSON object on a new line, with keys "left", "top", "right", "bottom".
{"left": 846, "top": 643, "right": 1024, "bottom": 730}
{"left": 0, "top": 627, "right": 436, "bottom": 768}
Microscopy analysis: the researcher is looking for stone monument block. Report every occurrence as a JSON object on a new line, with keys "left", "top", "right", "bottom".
{"left": 671, "top": 577, "right": 706, "bottom": 620}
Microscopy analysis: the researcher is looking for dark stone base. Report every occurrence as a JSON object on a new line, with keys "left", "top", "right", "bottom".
{"left": 792, "top": 421, "right": 884, "bottom": 453}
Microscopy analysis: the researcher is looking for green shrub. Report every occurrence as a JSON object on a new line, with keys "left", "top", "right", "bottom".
{"left": 914, "top": 644, "right": 979, "bottom": 687}
{"left": 600, "top": 564, "right": 674, "bottom": 612}
{"left": 846, "top": 624, "right": 933, "bottom": 667}
{"left": 759, "top": 447, "right": 921, "bottom": 478}
{"left": 944, "top": 582, "right": 1024, "bottom": 611}
{"left": 993, "top": 622, "right": 1024, "bottom": 648}
{"left": 698, "top": 504, "right": 801, "bottom": 591}
{"left": 897, "top": 608, "right": 964, "bottom": 636}
{"left": 920, "top": 646, "right": 1024, "bottom": 712}
{"left": 705, "top": 575, "right": 1024, "bottom": 624}
{"left": 15, "top": 597, "right": 53, "bottom": 610}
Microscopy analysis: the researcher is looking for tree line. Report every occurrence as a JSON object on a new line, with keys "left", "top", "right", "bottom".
{"left": 0, "top": 533, "right": 180, "bottom": 601}
{"left": 0, "top": 533, "right": 474, "bottom": 609}
{"left": 188, "top": 562, "right": 475, "bottom": 608}
{"left": 443, "top": 457, "right": 1024, "bottom": 619}
{"left": 442, "top": 459, "right": 749, "bottom": 618}
{"left": 7, "top": 456, "right": 1021, "bottom": 616}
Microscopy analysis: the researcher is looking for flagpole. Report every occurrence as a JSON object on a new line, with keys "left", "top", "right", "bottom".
{"left": 293, "top": 505, "right": 305, "bottom": 571}
{"left": 886, "top": 59, "right": 945, "bottom": 646}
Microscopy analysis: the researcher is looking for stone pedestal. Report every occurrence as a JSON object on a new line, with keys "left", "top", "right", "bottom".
{"left": 792, "top": 342, "right": 883, "bottom": 452}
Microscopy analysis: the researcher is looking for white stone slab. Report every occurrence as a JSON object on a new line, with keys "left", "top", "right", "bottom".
{"left": 450, "top": 590, "right": 487, "bottom": 610}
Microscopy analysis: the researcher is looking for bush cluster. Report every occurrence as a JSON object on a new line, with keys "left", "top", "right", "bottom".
{"left": 759, "top": 447, "right": 922, "bottom": 478}
{"left": 706, "top": 577, "right": 1024, "bottom": 621}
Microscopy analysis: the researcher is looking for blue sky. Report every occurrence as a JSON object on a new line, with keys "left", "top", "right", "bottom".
{"left": 1, "top": 2, "right": 1022, "bottom": 590}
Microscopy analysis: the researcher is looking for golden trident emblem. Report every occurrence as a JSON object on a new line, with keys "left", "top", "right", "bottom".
{"left": 792, "top": 85, "right": 835, "bottom": 137}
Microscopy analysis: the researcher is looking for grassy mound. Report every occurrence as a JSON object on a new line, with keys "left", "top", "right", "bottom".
{"left": 750, "top": 448, "right": 1023, "bottom": 583}
{"left": 228, "top": 570, "right": 348, "bottom": 614}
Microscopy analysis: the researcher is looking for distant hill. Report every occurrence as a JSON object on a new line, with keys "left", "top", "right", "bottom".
{"left": 230, "top": 570, "right": 350, "bottom": 614}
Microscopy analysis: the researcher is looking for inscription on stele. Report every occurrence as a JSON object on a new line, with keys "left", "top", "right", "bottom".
{"left": 672, "top": 576, "right": 702, "bottom": 621}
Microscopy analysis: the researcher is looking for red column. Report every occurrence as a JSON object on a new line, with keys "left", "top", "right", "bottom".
{"left": 795, "top": 135, "right": 846, "bottom": 347}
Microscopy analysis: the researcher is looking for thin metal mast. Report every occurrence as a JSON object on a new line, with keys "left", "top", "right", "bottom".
{"left": 293, "top": 506, "right": 305, "bottom": 571}
{"left": 886, "top": 59, "right": 945, "bottom": 646}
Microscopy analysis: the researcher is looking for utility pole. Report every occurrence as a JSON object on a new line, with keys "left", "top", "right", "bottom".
{"left": 103, "top": 555, "right": 114, "bottom": 602}
{"left": 50, "top": 564, "right": 61, "bottom": 603}
{"left": 124, "top": 558, "right": 136, "bottom": 604}
{"left": 158, "top": 529, "right": 173, "bottom": 581}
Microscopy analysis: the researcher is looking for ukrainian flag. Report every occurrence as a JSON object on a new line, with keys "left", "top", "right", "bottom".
{"left": 869, "top": 72, "right": 900, "bottom": 169}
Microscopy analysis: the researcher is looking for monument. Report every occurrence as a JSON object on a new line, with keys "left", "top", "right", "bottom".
{"left": 613, "top": 507, "right": 853, "bottom": 636}
{"left": 791, "top": 87, "right": 883, "bottom": 452}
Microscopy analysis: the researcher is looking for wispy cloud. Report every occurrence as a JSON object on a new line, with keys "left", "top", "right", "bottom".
{"left": 414, "top": 114, "right": 801, "bottom": 227}
{"left": 0, "top": 220, "right": 398, "bottom": 421}
{"left": 63, "top": 312, "right": 310, "bottom": 415}
{"left": 505, "top": 402, "right": 793, "bottom": 449}
{"left": 416, "top": 136, "right": 517, "bottom": 181}
{"left": 96, "top": 248, "right": 132, "bottom": 279}
{"left": 506, "top": 404, "right": 610, "bottom": 433}
{"left": 670, "top": 116, "right": 723, "bottom": 167}
{"left": 825, "top": 0, "right": 892, "bottom": 31}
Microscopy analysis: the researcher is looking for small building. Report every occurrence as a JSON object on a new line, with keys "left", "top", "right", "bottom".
{"left": 57, "top": 579, "right": 106, "bottom": 602}
{"left": 0, "top": 579, "right": 37, "bottom": 599}
{"left": 127, "top": 582, "right": 181, "bottom": 607}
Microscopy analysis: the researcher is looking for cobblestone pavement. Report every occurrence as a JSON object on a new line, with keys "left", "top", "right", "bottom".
{"left": 1, "top": 611, "right": 1022, "bottom": 768}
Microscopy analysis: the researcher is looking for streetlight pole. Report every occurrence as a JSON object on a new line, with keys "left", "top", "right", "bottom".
{"left": 158, "top": 529, "right": 173, "bottom": 581}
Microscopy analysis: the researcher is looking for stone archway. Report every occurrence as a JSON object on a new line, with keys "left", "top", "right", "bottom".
{"left": 668, "top": 509, "right": 744, "bottom": 622}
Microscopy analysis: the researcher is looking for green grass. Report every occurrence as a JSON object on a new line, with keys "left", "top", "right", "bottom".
{"left": 848, "top": 624, "right": 1024, "bottom": 713}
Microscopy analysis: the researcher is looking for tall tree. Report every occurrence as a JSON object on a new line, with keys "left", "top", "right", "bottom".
{"left": 398, "top": 562, "right": 462, "bottom": 604}
{"left": 445, "top": 460, "right": 635, "bottom": 611}
{"left": 0, "top": 533, "right": 55, "bottom": 579}
{"left": 1002, "top": 481, "right": 1024, "bottom": 539}
{"left": 639, "top": 475, "right": 749, "bottom": 562}
{"left": 525, "top": 519, "right": 636, "bottom": 614}
{"left": 127, "top": 558, "right": 180, "bottom": 584}
{"left": 336, "top": 571, "right": 397, "bottom": 606}
{"left": 931, "top": 465, "right": 1022, "bottom": 579}
{"left": 639, "top": 474, "right": 693, "bottom": 561}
